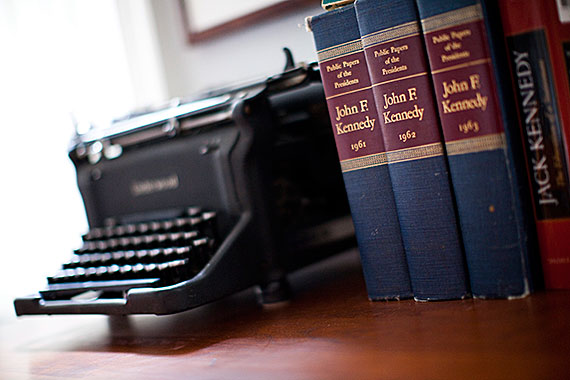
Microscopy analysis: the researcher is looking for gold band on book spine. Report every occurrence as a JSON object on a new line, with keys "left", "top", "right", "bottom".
{"left": 430, "top": 58, "right": 491, "bottom": 75}
{"left": 341, "top": 143, "right": 446, "bottom": 172}
{"left": 373, "top": 71, "right": 428, "bottom": 87}
{"left": 445, "top": 133, "right": 506, "bottom": 156}
{"left": 361, "top": 21, "right": 420, "bottom": 48}
{"left": 325, "top": 85, "right": 372, "bottom": 100}
{"left": 385, "top": 142, "right": 444, "bottom": 164}
{"left": 420, "top": 4, "right": 482, "bottom": 33}
{"left": 340, "top": 152, "right": 388, "bottom": 172}
{"left": 317, "top": 38, "right": 362, "bottom": 62}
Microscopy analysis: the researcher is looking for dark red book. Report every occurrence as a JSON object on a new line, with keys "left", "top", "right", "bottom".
{"left": 500, "top": 0, "right": 570, "bottom": 289}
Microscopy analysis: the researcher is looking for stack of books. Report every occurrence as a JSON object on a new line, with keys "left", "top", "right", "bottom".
{"left": 307, "top": 0, "right": 570, "bottom": 301}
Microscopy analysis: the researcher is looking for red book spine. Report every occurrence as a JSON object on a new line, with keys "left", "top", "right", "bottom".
{"left": 500, "top": 0, "right": 570, "bottom": 289}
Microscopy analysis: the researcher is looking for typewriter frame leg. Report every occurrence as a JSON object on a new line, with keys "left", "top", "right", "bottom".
{"left": 256, "top": 277, "right": 291, "bottom": 304}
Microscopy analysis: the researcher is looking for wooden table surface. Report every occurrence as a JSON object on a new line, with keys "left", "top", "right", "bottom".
{"left": 2, "top": 249, "right": 569, "bottom": 380}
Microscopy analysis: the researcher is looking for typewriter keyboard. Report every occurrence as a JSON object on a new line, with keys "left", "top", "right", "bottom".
{"left": 43, "top": 208, "right": 217, "bottom": 299}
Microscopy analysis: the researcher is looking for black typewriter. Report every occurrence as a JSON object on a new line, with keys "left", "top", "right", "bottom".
{"left": 14, "top": 58, "right": 355, "bottom": 316}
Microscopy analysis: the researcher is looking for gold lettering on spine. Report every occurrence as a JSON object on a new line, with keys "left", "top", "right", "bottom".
{"left": 331, "top": 58, "right": 362, "bottom": 89}
{"left": 381, "top": 87, "right": 425, "bottom": 126}
{"left": 380, "top": 42, "right": 410, "bottom": 76}
{"left": 335, "top": 99, "right": 377, "bottom": 135}
{"left": 513, "top": 50, "right": 559, "bottom": 207}
{"left": 431, "top": 27, "right": 474, "bottom": 63}
{"left": 326, "top": 63, "right": 342, "bottom": 72}
{"left": 440, "top": 74, "right": 488, "bottom": 114}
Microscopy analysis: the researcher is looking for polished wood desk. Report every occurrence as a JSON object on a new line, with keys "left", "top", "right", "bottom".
{"left": 2, "top": 249, "right": 569, "bottom": 379}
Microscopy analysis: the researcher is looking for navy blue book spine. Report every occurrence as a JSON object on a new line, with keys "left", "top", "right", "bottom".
{"left": 415, "top": 0, "right": 533, "bottom": 298}
{"left": 308, "top": 4, "right": 413, "bottom": 300}
{"left": 355, "top": 0, "right": 470, "bottom": 301}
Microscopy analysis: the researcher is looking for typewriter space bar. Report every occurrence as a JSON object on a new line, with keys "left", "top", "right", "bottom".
{"left": 40, "top": 278, "right": 159, "bottom": 300}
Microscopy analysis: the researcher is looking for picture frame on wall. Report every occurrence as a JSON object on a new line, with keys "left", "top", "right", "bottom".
{"left": 180, "top": 0, "right": 315, "bottom": 43}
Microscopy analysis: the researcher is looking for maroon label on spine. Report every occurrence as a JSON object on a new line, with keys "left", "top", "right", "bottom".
{"left": 318, "top": 51, "right": 385, "bottom": 162}
{"left": 365, "top": 34, "right": 442, "bottom": 152}
{"left": 423, "top": 19, "right": 504, "bottom": 143}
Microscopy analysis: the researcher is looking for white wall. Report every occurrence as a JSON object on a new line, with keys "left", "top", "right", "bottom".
{"left": 151, "top": 0, "right": 322, "bottom": 97}
{"left": 0, "top": 0, "right": 164, "bottom": 306}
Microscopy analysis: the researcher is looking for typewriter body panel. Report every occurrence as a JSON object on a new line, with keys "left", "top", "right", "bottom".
{"left": 14, "top": 64, "right": 354, "bottom": 316}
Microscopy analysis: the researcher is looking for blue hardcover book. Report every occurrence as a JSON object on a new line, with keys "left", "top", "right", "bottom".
{"left": 307, "top": 4, "right": 413, "bottom": 300}
{"left": 355, "top": 0, "right": 470, "bottom": 300}
{"left": 415, "top": 0, "right": 534, "bottom": 298}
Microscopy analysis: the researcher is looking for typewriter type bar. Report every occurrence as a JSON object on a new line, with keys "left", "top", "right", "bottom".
{"left": 14, "top": 63, "right": 355, "bottom": 316}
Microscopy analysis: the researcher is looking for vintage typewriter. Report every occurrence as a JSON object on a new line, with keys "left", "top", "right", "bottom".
{"left": 14, "top": 57, "right": 355, "bottom": 316}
